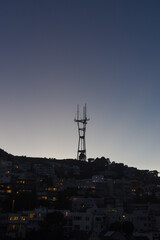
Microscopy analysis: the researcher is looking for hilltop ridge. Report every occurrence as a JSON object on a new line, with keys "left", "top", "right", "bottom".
{"left": 0, "top": 148, "right": 160, "bottom": 239}
{"left": 0, "top": 148, "right": 158, "bottom": 180}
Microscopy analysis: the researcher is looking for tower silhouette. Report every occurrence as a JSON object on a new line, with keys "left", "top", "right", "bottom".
{"left": 74, "top": 104, "right": 90, "bottom": 161}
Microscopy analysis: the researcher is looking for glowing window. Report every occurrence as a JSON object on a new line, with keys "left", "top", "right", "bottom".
{"left": 108, "top": 209, "right": 116, "bottom": 213}
{"left": 12, "top": 224, "right": 16, "bottom": 230}
{"left": 29, "top": 213, "right": 35, "bottom": 219}
{"left": 41, "top": 196, "right": 47, "bottom": 200}
{"left": 7, "top": 190, "right": 12, "bottom": 193}
{"left": 21, "top": 216, "right": 26, "bottom": 221}
{"left": 132, "top": 189, "right": 136, "bottom": 192}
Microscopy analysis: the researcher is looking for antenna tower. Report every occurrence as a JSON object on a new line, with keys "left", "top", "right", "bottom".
{"left": 74, "top": 104, "right": 90, "bottom": 161}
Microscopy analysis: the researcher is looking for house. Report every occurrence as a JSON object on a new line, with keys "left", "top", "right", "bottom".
{"left": 70, "top": 212, "right": 92, "bottom": 232}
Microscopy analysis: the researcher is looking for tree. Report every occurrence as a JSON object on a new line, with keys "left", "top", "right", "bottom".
{"left": 109, "top": 221, "right": 134, "bottom": 239}
{"left": 121, "top": 221, "right": 134, "bottom": 236}
{"left": 37, "top": 211, "right": 66, "bottom": 240}
{"left": 110, "top": 221, "right": 121, "bottom": 231}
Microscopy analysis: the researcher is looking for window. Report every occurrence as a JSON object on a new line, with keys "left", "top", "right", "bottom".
{"left": 41, "top": 196, "right": 47, "bottom": 200}
{"left": 52, "top": 197, "right": 57, "bottom": 201}
{"left": 11, "top": 216, "right": 18, "bottom": 221}
{"left": 6, "top": 190, "right": 12, "bottom": 193}
{"left": 12, "top": 225, "right": 16, "bottom": 230}
{"left": 29, "top": 213, "right": 35, "bottom": 219}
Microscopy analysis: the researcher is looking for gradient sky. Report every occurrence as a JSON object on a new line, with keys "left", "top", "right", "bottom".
{"left": 1, "top": 0, "right": 160, "bottom": 170}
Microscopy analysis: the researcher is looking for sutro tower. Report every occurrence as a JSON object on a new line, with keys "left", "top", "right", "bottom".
{"left": 74, "top": 104, "right": 90, "bottom": 161}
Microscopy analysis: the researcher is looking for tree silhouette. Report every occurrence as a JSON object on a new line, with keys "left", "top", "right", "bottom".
{"left": 38, "top": 211, "right": 66, "bottom": 240}
{"left": 121, "top": 221, "right": 134, "bottom": 237}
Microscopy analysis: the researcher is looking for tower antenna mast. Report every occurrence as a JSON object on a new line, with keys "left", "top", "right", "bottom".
{"left": 74, "top": 104, "right": 90, "bottom": 161}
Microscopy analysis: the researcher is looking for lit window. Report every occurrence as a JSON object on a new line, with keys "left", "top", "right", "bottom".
{"left": 52, "top": 197, "right": 57, "bottom": 201}
{"left": 66, "top": 212, "right": 69, "bottom": 217}
{"left": 29, "top": 213, "right": 35, "bottom": 219}
{"left": 7, "top": 190, "right": 12, "bottom": 193}
{"left": 41, "top": 196, "right": 47, "bottom": 200}
{"left": 21, "top": 216, "right": 26, "bottom": 221}
{"left": 12, "top": 225, "right": 16, "bottom": 230}
{"left": 132, "top": 189, "right": 136, "bottom": 192}
{"left": 108, "top": 209, "right": 116, "bottom": 213}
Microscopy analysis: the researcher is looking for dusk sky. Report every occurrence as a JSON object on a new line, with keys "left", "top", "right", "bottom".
{"left": 1, "top": 0, "right": 160, "bottom": 170}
